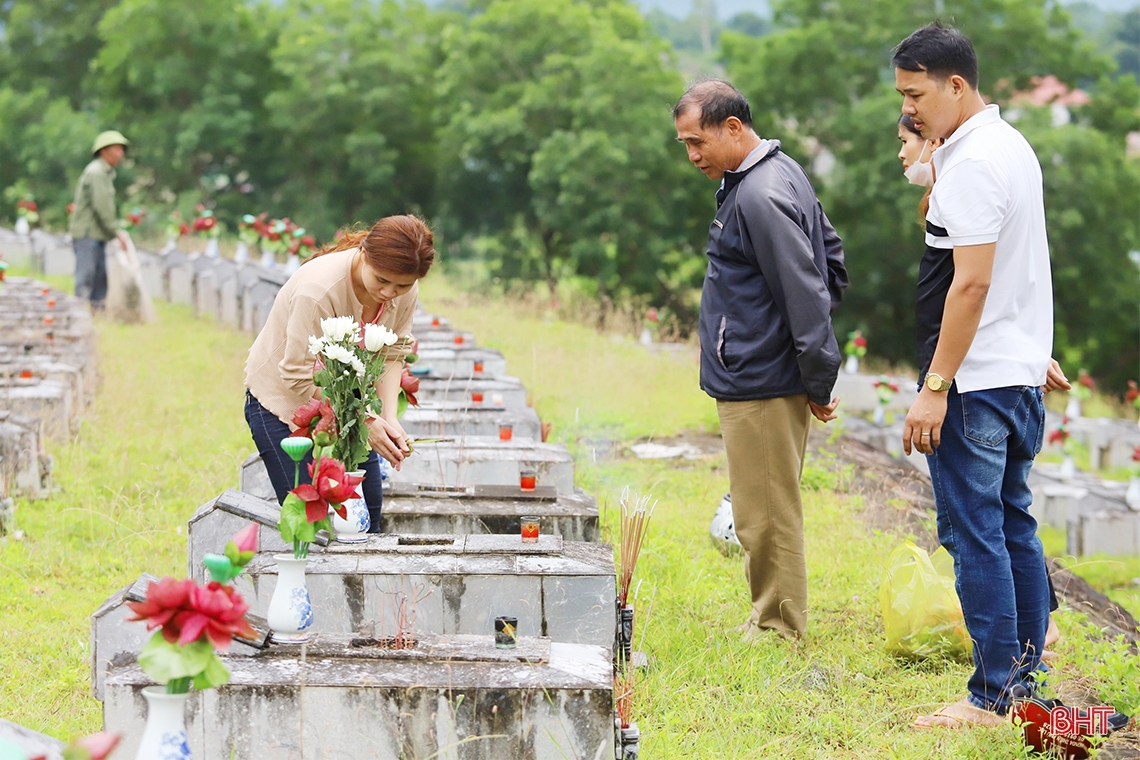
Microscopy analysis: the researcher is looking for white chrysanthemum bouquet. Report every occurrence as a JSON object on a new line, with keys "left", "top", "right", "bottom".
{"left": 308, "top": 316, "right": 410, "bottom": 469}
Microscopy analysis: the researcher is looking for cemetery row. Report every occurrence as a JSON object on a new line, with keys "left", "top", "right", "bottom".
{"left": 0, "top": 227, "right": 640, "bottom": 759}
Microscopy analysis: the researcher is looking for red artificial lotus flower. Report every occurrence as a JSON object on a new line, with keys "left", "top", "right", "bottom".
{"left": 179, "top": 222, "right": 190, "bottom": 236}
{"left": 647, "top": 307, "right": 659, "bottom": 324}
{"left": 1133, "top": 444, "right": 1140, "bottom": 463}
{"left": 126, "top": 577, "right": 196, "bottom": 644}
{"left": 75, "top": 732, "right": 121, "bottom": 760}
{"left": 291, "top": 397, "right": 337, "bottom": 439}
{"left": 302, "top": 235, "right": 316, "bottom": 248}
{"left": 854, "top": 335, "right": 867, "bottom": 348}
{"left": 1077, "top": 369, "right": 1094, "bottom": 391}
{"left": 291, "top": 457, "right": 364, "bottom": 521}
{"left": 400, "top": 366, "right": 420, "bottom": 407}
{"left": 1048, "top": 428, "right": 1069, "bottom": 445}
{"left": 179, "top": 581, "right": 257, "bottom": 649}
{"left": 288, "top": 238, "right": 301, "bottom": 254}
{"left": 232, "top": 522, "right": 259, "bottom": 554}
{"left": 1127, "top": 381, "right": 1138, "bottom": 404}
{"left": 67, "top": 203, "right": 76, "bottom": 215}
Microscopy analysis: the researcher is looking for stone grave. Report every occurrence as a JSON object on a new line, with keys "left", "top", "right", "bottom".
{"left": 1028, "top": 463, "right": 1140, "bottom": 555}
{"left": 0, "top": 227, "right": 33, "bottom": 268}
{"left": 415, "top": 346, "right": 509, "bottom": 378}
{"left": 0, "top": 719, "right": 64, "bottom": 760}
{"left": 234, "top": 535, "right": 616, "bottom": 647}
{"left": 187, "top": 486, "right": 599, "bottom": 579}
{"left": 415, "top": 374, "right": 529, "bottom": 409}
{"left": 402, "top": 403, "right": 543, "bottom": 440}
{"left": 104, "top": 635, "right": 614, "bottom": 759}
{"left": 0, "top": 410, "right": 49, "bottom": 500}
{"left": 416, "top": 327, "right": 478, "bottom": 346}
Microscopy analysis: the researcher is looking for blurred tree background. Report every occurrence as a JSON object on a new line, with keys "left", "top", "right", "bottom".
{"left": 0, "top": 0, "right": 1136, "bottom": 385}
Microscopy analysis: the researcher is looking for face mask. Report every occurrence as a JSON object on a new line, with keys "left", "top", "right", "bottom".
{"left": 904, "top": 159, "right": 934, "bottom": 187}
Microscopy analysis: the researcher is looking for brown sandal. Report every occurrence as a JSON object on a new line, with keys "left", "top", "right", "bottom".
{"left": 914, "top": 698, "right": 1007, "bottom": 729}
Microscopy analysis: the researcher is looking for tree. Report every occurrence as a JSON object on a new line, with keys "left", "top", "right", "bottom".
{"left": 436, "top": 0, "right": 708, "bottom": 309}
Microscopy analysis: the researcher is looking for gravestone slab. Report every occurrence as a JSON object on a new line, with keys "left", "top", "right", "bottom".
{"left": 402, "top": 405, "right": 542, "bottom": 441}
{"left": 415, "top": 347, "right": 508, "bottom": 378}
{"left": 235, "top": 538, "right": 616, "bottom": 647}
{"left": 0, "top": 411, "right": 46, "bottom": 499}
{"left": 0, "top": 720, "right": 64, "bottom": 760}
{"left": 0, "top": 378, "right": 72, "bottom": 441}
{"left": 390, "top": 437, "right": 576, "bottom": 493}
{"left": 104, "top": 639, "right": 614, "bottom": 760}
{"left": 414, "top": 374, "right": 528, "bottom": 409}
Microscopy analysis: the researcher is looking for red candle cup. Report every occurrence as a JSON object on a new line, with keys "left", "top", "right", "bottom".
{"left": 43, "top": 316, "right": 53, "bottom": 326}
{"left": 19, "top": 370, "right": 33, "bottom": 379}
{"left": 472, "top": 392, "right": 484, "bottom": 404}
{"left": 499, "top": 423, "right": 513, "bottom": 442}
{"left": 41, "top": 287, "right": 50, "bottom": 296}
{"left": 519, "top": 468, "right": 537, "bottom": 492}
{"left": 431, "top": 317, "right": 441, "bottom": 328}
{"left": 520, "top": 516, "right": 540, "bottom": 543}
{"left": 454, "top": 335, "right": 464, "bottom": 345}
{"left": 473, "top": 361, "right": 484, "bottom": 374}
{"left": 47, "top": 299, "right": 56, "bottom": 308}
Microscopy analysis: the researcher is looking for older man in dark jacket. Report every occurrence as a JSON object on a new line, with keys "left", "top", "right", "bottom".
{"left": 674, "top": 80, "right": 845, "bottom": 639}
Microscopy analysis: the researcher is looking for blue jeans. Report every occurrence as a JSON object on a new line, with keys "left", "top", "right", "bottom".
{"left": 73, "top": 238, "right": 107, "bottom": 306}
{"left": 927, "top": 384, "right": 1049, "bottom": 714}
{"left": 244, "top": 390, "right": 384, "bottom": 531}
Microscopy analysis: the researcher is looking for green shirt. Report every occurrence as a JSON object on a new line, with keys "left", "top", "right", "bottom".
{"left": 69, "top": 157, "right": 118, "bottom": 241}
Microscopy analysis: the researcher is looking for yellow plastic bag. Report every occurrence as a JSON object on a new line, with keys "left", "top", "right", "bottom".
{"left": 880, "top": 542, "right": 973, "bottom": 661}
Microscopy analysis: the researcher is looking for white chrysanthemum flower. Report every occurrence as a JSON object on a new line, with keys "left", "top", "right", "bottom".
{"left": 363, "top": 323, "right": 399, "bottom": 351}
{"left": 350, "top": 356, "right": 366, "bottom": 378}
{"left": 321, "top": 316, "right": 359, "bottom": 343}
{"left": 308, "top": 335, "right": 327, "bottom": 356}
{"left": 321, "top": 343, "right": 356, "bottom": 366}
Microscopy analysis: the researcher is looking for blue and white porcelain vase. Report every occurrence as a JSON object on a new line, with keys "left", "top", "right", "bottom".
{"left": 267, "top": 555, "right": 313, "bottom": 643}
{"left": 136, "top": 686, "right": 192, "bottom": 760}
{"left": 233, "top": 241, "right": 249, "bottom": 264}
{"left": 331, "top": 470, "right": 369, "bottom": 542}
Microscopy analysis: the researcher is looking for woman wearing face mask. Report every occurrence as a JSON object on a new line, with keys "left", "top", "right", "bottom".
{"left": 244, "top": 214, "right": 435, "bottom": 532}
{"left": 898, "top": 113, "right": 1069, "bottom": 656}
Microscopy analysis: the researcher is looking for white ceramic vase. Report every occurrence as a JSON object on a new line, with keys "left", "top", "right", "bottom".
{"left": 259, "top": 249, "right": 276, "bottom": 269}
{"left": 1059, "top": 455, "right": 1076, "bottom": 482}
{"left": 1126, "top": 476, "right": 1140, "bottom": 510}
{"left": 282, "top": 253, "right": 300, "bottom": 275}
{"left": 204, "top": 238, "right": 219, "bottom": 258}
{"left": 844, "top": 355, "right": 859, "bottom": 375}
{"left": 873, "top": 404, "right": 886, "bottom": 426}
{"left": 136, "top": 686, "right": 192, "bottom": 760}
{"left": 160, "top": 237, "right": 177, "bottom": 255}
{"left": 266, "top": 554, "right": 313, "bottom": 643}
{"left": 234, "top": 241, "right": 249, "bottom": 264}
{"left": 1064, "top": 396, "right": 1081, "bottom": 420}
{"left": 14, "top": 217, "right": 30, "bottom": 236}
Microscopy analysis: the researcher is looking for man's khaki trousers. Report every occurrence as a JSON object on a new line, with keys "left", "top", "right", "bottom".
{"left": 717, "top": 394, "right": 811, "bottom": 639}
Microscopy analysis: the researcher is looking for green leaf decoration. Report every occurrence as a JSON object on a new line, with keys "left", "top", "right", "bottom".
{"left": 224, "top": 541, "right": 240, "bottom": 566}
{"left": 397, "top": 392, "right": 408, "bottom": 419}
{"left": 137, "top": 633, "right": 215, "bottom": 684}
{"left": 203, "top": 553, "right": 235, "bottom": 583}
{"left": 192, "top": 652, "right": 231, "bottom": 690}
{"left": 278, "top": 495, "right": 309, "bottom": 544}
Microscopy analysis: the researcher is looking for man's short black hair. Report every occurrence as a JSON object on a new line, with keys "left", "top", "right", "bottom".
{"left": 672, "top": 79, "right": 753, "bottom": 129}
{"left": 892, "top": 22, "right": 979, "bottom": 90}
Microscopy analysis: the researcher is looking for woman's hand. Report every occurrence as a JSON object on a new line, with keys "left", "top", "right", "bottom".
{"left": 366, "top": 413, "right": 410, "bottom": 469}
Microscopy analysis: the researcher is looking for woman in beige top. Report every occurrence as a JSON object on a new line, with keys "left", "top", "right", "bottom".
{"left": 244, "top": 215, "right": 434, "bottom": 530}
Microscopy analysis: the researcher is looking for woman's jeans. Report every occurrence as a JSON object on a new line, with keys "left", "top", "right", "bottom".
{"left": 244, "top": 390, "right": 384, "bottom": 532}
{"left": 927, "top": 384, "right": 1049, "bottom": 714}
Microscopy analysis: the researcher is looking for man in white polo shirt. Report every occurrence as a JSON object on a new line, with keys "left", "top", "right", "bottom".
{"left": 892, "top": 23, "right": 1055, "bottom": 728}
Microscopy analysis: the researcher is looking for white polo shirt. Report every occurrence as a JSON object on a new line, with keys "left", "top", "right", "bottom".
{"left": 926, "top": 104, "right": 1053, "bottom": 392}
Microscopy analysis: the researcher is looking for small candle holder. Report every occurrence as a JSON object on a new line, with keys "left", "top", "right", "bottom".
{"left": 19, "top": 370, "right": 33, "bottom": 380}
{"left": 471, "top": 391, "right": 484, "bottom": 404}
{"left": 431, "top": 317, "right": 441, "bottom": 328}
{"left": 499, "top": 423, "right": 513, "bottom": 442}
{"left": 46, "top": 299, "right": 56, "bottom": 308}
{"left": 43, "top": 316, "right": 53, "bottom": 326}
{"left": 520, "top": 515, "right": 539, "bottom": 542}
{"left": 454, "top": 335, "right": 464, "bottom": 345}
{"left": 473, "top": 361, "right": 484, "bottom": 374}
{"left": 494, "top": 616, "right": 518, "bottom": 648}
{"left": 41, "top": 287, "right": 50, "bottom": 296}
{"left": 519, "top": 468, "right": 537, "bottom": 492}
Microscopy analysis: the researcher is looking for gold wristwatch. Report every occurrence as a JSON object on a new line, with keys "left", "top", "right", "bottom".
{"left": 925, "top": 373, "right": 952, "bottom": 392}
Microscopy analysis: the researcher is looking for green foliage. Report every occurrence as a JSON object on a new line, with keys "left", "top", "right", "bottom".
{"left": 137, "top": 633, "right": 229, "bottom": 690}
{"left": 1054, "top": 611, "right": 1140, "bottom": 715}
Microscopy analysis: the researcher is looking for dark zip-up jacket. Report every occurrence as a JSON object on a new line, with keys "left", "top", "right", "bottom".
{"left": 699, "top": 140, "right": 846, "bottom": 406}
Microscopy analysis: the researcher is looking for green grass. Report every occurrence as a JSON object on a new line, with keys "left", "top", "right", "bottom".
{"left": 1, "top": 267, "right": 1135, "bottom": 757}
{"left": 0, "top": 278, "right": 254, "bottom": 737}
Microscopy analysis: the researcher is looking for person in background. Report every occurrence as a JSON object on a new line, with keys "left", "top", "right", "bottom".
{"left": 69, "top": 130, "right": 131, "bottom": 309}
{"left": 244, "top": 215, "right": 433, "bottom": 532}
{"left": 673, "top": 79, "right": 846, "bottom": 641}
